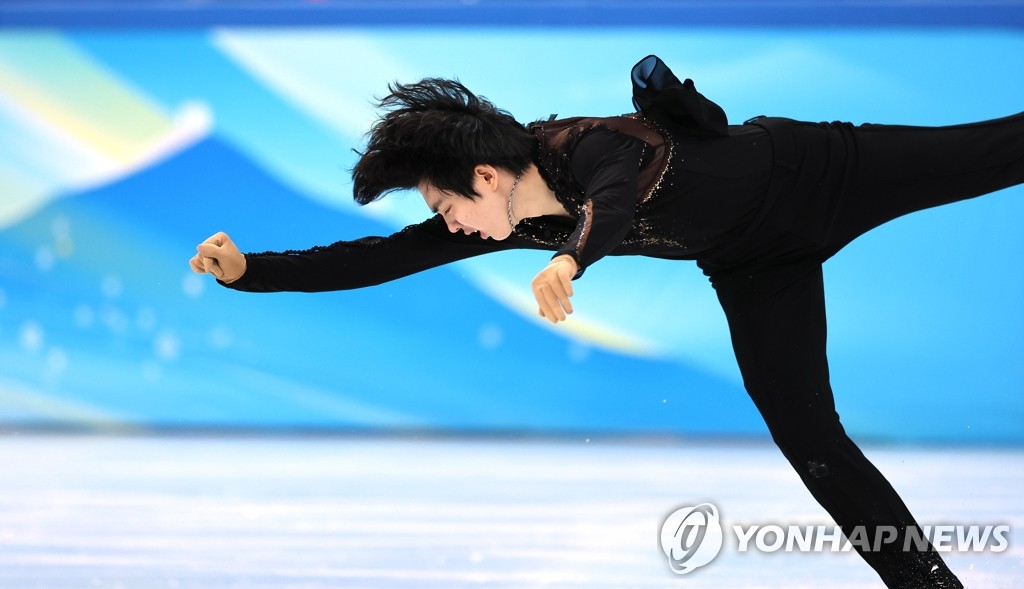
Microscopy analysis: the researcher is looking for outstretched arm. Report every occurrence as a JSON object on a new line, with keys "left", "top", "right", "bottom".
{"left": 189, "top": 215, "right": 535, "bottom": 293}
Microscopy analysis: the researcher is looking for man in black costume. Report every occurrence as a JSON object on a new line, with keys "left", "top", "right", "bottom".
{"left": 191, "top": 56, "right": 1024, "bottom": 588}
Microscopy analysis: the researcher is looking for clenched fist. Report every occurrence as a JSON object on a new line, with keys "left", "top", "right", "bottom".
{"left": 189, "top": 232, "right": 246, "bottom": 283}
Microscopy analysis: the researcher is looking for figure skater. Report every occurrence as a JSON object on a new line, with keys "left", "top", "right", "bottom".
{"left": 189, "top": 55, "right": 1024, "bottom": 588}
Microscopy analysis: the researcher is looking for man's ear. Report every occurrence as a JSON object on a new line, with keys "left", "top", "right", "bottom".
{"left": 473, "top": 165, "right": 499, "bottom": 192}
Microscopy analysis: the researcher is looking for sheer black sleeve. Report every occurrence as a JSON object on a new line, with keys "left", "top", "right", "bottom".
{"left": 554, "top": 127, "right": 646, "bottom": 278}
{"left": 221, "top": 215, "right": 526, "bottom": 293}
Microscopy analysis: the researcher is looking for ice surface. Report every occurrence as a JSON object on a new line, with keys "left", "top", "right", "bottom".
{"left": 0, "top": 436, "right": 1019, "bottom": 588}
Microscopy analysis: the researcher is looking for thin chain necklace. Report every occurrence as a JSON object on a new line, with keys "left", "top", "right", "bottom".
{"left": 506, "top": 172, "right": 523, "bottom": 232}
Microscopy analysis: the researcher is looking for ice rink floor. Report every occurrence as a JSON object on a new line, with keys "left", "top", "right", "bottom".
{"left": 0, "top": 435, "right": 1020, "bottom": 588}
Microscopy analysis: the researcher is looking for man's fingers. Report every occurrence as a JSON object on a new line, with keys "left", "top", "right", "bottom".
{"left": 533, "top": 288, "right": 556, "bottom": 323}
{"left": 204, "top": 232, "right": 228, "bottom": 247}
{"left": 197, "top": 242, "right": 223, "bottom": 260}
{"left": 550, "top": 280, "right": 574, "bottom": 315}
{"left": 556, "top": 266, "right": 574, "bottom": 297}
{"left": 540, "top": 287, "right": 566, "bottom": 322}
{"left": 560, "top": 294, "right": 574, "bottom": 315}
{"left": 189, "top": 253, "right": 206, "bottom": 274}
{"left": 202, "top": 255, "right": 224, "bottom": 278}
{"left": 547, "top": 289, "right": 572, "bottom": 317}
{"left": 191, "top": 232, "right": 243, "bottom": 281}
{"left": 543, "top": 275, "right": 574, "bottom": 316}
{"left": 531, "top": 260, "right": 578, "bottom": 324}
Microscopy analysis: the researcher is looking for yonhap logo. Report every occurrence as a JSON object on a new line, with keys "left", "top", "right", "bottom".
{"left": 657, "top": 501, "right": 1009, "bottom": 576}
{"left": 659, "top": 502, "right": 724, "bottom": 575}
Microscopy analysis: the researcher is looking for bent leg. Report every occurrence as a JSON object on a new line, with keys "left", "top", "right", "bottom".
{"left": 710, "top": 263, "right": 962, "bottom": 588}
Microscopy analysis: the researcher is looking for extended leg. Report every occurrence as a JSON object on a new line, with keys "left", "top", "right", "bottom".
{"left": 823, "top": 111, "right": 1024, "bottom": 253}
{"left": 710, "top": 263, "right": 962, "bottom": 588}
{"left": 744, "top": 111, "right": 1024, "bottom": 261}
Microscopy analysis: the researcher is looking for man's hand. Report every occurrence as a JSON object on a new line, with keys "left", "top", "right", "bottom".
{"left": 189, "top": 232, "right": 246, "bottom": 283}
{"left": 532, "top": 254, "right": 578, "bottom": 324}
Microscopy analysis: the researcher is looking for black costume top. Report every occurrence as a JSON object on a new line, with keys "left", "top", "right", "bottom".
{"left": 223, "top": 57, "right": 778, "bottom": 294}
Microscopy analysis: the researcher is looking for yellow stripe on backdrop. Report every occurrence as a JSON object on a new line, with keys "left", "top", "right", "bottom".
{"left": 0, "top": 32, "right": 209, "bottom": 228}
{"left": 0, "top": 32, "right": 170, "bottom": 162}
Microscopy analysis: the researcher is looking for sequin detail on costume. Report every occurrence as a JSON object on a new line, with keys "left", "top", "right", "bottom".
{"left": 575, "top": 199, "right": 594, "bottom": 256}
{"left": 529, "top": 118, "right": 595, "bottom": 215}
{"left": 247, "top": 220, "right": 424, "bottom": 258}
{"left": 627, "top": 114, "right": 675, "bottom": 207}
{"left": 530, "top": 115, "right": 675, "bottom": 215}
{"left": 524, "top": 115, "right": 687, "bottom": 255}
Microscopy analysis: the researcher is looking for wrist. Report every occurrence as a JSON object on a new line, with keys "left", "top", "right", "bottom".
{"left": 552, "top": 254, "right": 578, "bottom": 274}
{"left": 222, "top": 256, "right": 247, "bottom": 284}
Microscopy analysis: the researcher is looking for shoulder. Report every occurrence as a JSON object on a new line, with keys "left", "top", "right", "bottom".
{"left": 530, "top": 117, "right": 650, "bottom": 199}
{"left": 569, "top": 121, "right": 649, "bottom": 177}
{"left": 528, "top": 116, "right": 604, "bottom": 151}
{"left": 531, "top": 116, "right": 646, "bottom": 164}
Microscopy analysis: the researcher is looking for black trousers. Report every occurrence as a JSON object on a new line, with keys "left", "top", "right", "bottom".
{"left": 698, "top": 112, "right": 1024, "bottom": 588}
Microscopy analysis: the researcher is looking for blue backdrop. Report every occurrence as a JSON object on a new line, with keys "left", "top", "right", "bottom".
{"left": 1, "top": 2, "right": 1022, "bottom": 443}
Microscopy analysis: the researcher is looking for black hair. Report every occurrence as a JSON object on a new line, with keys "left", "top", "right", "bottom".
{"left": 352, "top": 78, "right": 536, "bottom": 204}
